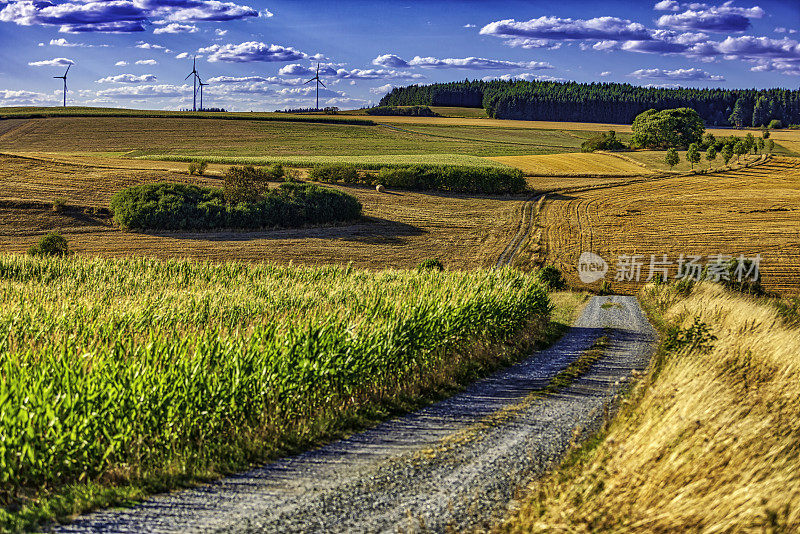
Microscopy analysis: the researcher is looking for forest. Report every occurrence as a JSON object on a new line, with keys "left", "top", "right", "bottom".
{"left": 378, "top": 80, "right": 800, "bottom": 127}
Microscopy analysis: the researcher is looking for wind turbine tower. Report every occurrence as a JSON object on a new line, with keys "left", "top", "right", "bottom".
{"left": 54, "top": 64, "right": 70, "bottom": 107}
{"left": 304, "top": 63, "right": 326, "bottom": 111}
{"left": 185, "top": 57, "right": 199, "bottom": 111}
{"left": 198, "top": 79, "right": 209, "bottom": 111}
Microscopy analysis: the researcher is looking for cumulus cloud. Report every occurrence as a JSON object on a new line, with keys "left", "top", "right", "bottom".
{"left": 136, "top": 42, "right": 170, "bottom": 52}
{"left": 115, "top": 60, "right": 128, "bottom": 66}
{"left": 135, "top": 59, "right": 157, "bottom": 65}
{"left": 175, "top": 52, "right": 189, "bottom": 59}
{"left": 280, "top": 63, "right": 424, "bottom": 80}
{"left": 600, "top": 71, "right": 612, "bottom": 76}
{"left": 463, "top": 23, "right": 476, "bottom": 28}
{"left": 199, "top": 42, "right": 307, "bottom": 62}
{"left": 654, "top": 0, "right": 680, "bottom": 11}
{"left": 656, "top": 3, "right": 765, "bottom": 32}
{"left": 96, "top": 73, "right": 157, "bottom": 83}
{"left": 0, "top": 0, "right": 258, "bottom": 33}
{"left": 215, "top": 28, "right": 227, "bottom": 35}
{"left": 96, "top": 83, "right": 190, "bottom": 98}
{"left": 0, "top": 89, "right": 58, "bottom": 105}
{"left": 372, "top": 54, "right": 552, "bottom": 70}
{"left": 207, "top": 75, "right": 305, "bottom": 86}
{"left": 371, "top": 54, "right": 409, "bottom": 68}
{"left": 480, "top": 16, "right": 651, "bottom": 42}
{"left": 28, "top": 57, "right": 74, "bottom": 67}
{"left": 629, "top": 67, "right": 724, "bottom": 80}
{"left": 153, "top": 22, "right": 198, "bottom": 34}
{"left": 47, "top": 37, "right": 106, "bottom": 47}
{"left": 370, "top": 83, "right": 394, "bottom": 94}
{"left": 501, "top": 38, "right": 562, "bottom": 50}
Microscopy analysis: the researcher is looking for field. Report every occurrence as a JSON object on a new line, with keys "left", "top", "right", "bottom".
{"left": 0, "top": 255, "right": 550, "bottom": 529}
{"left": 536, "top": 157, "right": 800, "bottom": 295}
{"left": 487, "top": 152, "right": 652, "bottom": 177}
{"left": 503, "top": 282, "right": 800, "bottom": 531}
{"left": 0, "top": 154, "right": 525, "bottom": 269}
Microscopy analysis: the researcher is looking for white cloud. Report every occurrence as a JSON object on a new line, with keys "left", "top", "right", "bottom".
{"left": 654, "top": 0, "right": 680, "bottom": 11}
{"left": 215, "top": 28, "right": 228, "bottom": 36}
{"left": 480, "top": 16, "right": 651, "bottom": 42}
{"left": 199, "top": 42, "right": 307, "bottom": 62}
{"left": 96, "top": 73, "right": 157, "bottom": 83}
{"left": 656, "top": 3, "right": 765, "bottom": 32}
{"left": 96, "top": 83, "right": 191, "bottom": 98}
{"left": 629, "top": 67, "right": 724, "bottom": 81}
{"left": 370, "top": 83, "right": 394, "bottom": 94}
{"left": 372, "top": 54, "right": 553, "bottom": 70}
{"left": 463, "top": 23, "right": 476, "bottom": 28}
{"left": 28, "top": 57, "right": 74, "bottom": 67}
{"left": 175, "top": 52, "right": 189, "bottom": 59}
{"left": 135, "top": 59, "right": 158, "bottom": 65}
{"left": 481, "top": 73, "right": 566, "bottom": 82}
{"left": 153, "top": 23, "right": 198, "bottom": 34}
{"left": 115, "top": 60, "right": 128, "bottom": 66}
{"left": 600, "top": 71, "right": 612, "bottom": 76}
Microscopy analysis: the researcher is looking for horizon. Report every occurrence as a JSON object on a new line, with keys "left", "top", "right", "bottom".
{"left": 1, "top": 0, "right": 798, "bottom": 112}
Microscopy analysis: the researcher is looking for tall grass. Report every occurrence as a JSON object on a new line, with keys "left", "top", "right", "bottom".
{"left": 500, "top": 282, "right": 800, "bottom": 532}
{"left": 0, "top": 255, "right": 550, "bottom": 522}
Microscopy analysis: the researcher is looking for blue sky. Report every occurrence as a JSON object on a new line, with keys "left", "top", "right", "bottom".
{"left": 0, "top": 0, "right": 798, "bottom": 111}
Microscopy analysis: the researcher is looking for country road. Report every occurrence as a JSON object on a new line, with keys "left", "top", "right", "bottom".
{"left": 55, "top": 295, "right": 656, "bottom": 534}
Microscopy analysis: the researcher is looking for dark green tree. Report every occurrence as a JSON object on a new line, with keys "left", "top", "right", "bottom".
{"left": 752, "top": 96, "right": 769, "bottom": 127}
{"left": 706, "top": 146, "right": 717, "bottom": 166}
{"left": 728, "top": 97, "right": 748, "bottom": 128}
{"left": 733, "top": 140, "right": 747, "bottom": 161}
{"left": 720, "top": 144, "right": 733, "bottom": 165}
{"left": 631, "top": 108, "right": 705, "bottom": 149}
{"left": 766, "top": 138, "right": 775, "bottom": 153}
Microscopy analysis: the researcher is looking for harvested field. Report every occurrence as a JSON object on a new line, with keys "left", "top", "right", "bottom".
{"left": 0, "top": 154, "right": 523, "bottom": 269}
{"left": 537, "top": 156, "right": 800, "bottom": 295}
{"left": 488, "top": 152, "right": 652, "bottom": 176}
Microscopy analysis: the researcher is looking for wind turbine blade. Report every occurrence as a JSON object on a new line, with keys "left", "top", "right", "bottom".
{"left": 318, "top": 80, "right": 326, "bottom": 88}
{"left": 304, "top": 78, "right": 314, "bottom": 84}
{"left": 185, "top": 72, "right": 193, "bottom": 80}
{"left": 65, "top": 64, "right": 71, "bottom": 75}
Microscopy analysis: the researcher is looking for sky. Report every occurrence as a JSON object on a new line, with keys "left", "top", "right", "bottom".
{"left": 0, "top": 0, "right": 798, "bottom": 111}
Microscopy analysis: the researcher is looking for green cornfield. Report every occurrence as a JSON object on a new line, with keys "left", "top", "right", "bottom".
{"left": 0, "top": 254, "right": 549, "bottom": 508}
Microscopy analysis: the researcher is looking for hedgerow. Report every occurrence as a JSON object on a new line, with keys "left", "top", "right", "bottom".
{"left": 109, "top": 182, "right": 362, "bottom": 230}
{"left": 309, "top": 164, "right": 526, "bottom": 194}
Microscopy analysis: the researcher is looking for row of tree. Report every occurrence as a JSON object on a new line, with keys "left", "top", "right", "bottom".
{"left": 379, "top": 80, "right": 800, "bottom": 127}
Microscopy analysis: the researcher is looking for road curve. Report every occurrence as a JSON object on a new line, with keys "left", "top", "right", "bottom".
{"left": 55, "top": 295, "right": 656, "bottom": 534}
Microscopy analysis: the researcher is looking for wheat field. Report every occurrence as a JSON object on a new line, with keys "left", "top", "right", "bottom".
{"left": 537, "top": 157, "right": 800, "bottom": 295}
{"left": 487, "top": 152, "right": 652, "bottom": 176}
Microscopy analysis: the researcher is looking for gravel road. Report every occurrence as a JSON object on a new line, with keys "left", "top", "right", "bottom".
{"left": 55, "top": 295, "right": 656, "bottom": 534}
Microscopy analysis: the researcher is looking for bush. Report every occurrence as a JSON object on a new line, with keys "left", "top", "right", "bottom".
{"left": 769, "top": 119, "right": 783, "bottom": 129}
{"left": 376, "top": 165, "right": 526, "bottom": 193}
{"left": 110, "top": 182, "right": 362, "bottom": 230}
{"left": 52, "top": 198, "right": 67, "bottom": 212}
{"left": 538, "top": 265, "right": 566, "bottom": 289}
{"left": 580, "top": 130, "right": 627, "bottom": 152}
{"left": 188, "top": 160, "right": 208, "bottom": 176}
{"left": 223, "top": 166, "right": 277, "bottom": 204}
{"left": 308, "top": 164, "right": 359, "bottom": 184}
{"left": 417, "top": 258, "right": 444, "bottom": 271}
{"left": 28, "top": 231, "right": 69, "bottom": 257}
{"left": 366, "top": 106, "right": 437, "bottom": 117}
{"left": 598, "top": 280, "right": 612, "bottom": 295}
{"left": 663, "top": 316, "right": 717, "bottom": 353}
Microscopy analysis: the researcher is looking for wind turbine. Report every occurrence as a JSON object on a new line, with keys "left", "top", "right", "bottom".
{"left": 54, "top": 64, "right": 70, "bottom": 107}
{"left": 198, "top": 78, "right": 209, "bottom": 111}
{"left": 304, "top": 63, "right": 326, "bottom": 111}
{"left": 185, "top": 56, "right": 199, "bottom": 111}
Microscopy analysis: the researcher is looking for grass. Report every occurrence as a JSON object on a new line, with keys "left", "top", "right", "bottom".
{"left": 537, "top": 156, "right": 800, "bottom": 295}
{"left": 499, "top": 281, "right": 800, "bottom": 532}
{"left": 0, "top": 255, "right": 552, "bottom": 531}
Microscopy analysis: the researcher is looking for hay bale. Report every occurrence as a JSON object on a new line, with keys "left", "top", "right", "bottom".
{"left": 376, "top": 184, "right": 386, "bottom": 193}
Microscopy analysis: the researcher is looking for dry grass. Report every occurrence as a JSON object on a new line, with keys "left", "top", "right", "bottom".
{"left": 0, "top": 154, "right": 524, "bottom": 269}
{"left": 488, "top": 152, "right": 653, "bottom": 176}
{"left": 537, "top": 156, "right": 800, "bottom": 295}
{"left": 500, "top": 282, "right": 800, "bottom": 532}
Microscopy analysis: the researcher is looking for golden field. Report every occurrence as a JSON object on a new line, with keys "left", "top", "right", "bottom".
{"left": 501, "top": 282, "right": 800, "bottom": 532}
{"left": 487, "top": 152, "right": 652, "bottom": 177}
{"left": 537, "top": 156, "right": 800, "bottom": 295}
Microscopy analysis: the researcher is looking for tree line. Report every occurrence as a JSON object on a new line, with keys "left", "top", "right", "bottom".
{"left": 378, "top": 79, "right": 800, "bottom": 127}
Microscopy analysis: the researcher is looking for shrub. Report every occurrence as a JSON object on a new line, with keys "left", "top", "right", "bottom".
{"left": 223, "top": 166, "right": 274, "bottom": 204}
{"left": 598, "top": 280, "right": 612, "bottom": 295}
{"left": 417, "top": 258, "right": 444, "bottom": 271}
{"left": 308, "top": 164, "right": 359, "bottom": 184}
{"left": 538, "top": 265, "right": 566, "bottom": 290}
{"left": 375, "top": 165, "right": 525, "bottom": 194}
{"left": 366, "top": 106, "right": 437, "bottom": 117}
{"left": 52, "top": 198, "right": 67, "bottom": 212}
{"left": 28, "top": 231, "right": 69, "bottom": 257}
{"left": 110, "top": 182, "right": 362, "bottom": 230}
{"left": 580, "top": 130, "right": 627, "bottom": 152}
{"left": 663, "top": 316, "right": 717, "bottom": 353}
{"left": 769, "top": 119, "right": 783, "bottom": 129}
